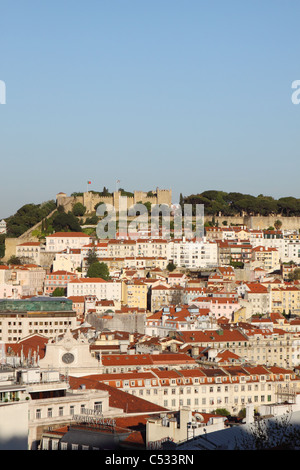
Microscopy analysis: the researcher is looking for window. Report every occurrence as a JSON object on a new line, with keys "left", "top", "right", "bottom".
{"left": 94, "top": 402, "right": 102, "bottom": 413}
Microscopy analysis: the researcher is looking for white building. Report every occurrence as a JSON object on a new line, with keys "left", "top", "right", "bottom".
{"left": 0, "top": 283, "right": 22, "bottom": 299}
{"left": 145, "top": 305, "right": 217, "bottom": 337}
{"left": 0, "top": 299, "right": 77, "bottom": 343}
{"left": 95, "top": 365, "right": 300, "bottom": 416}
{"left": 0, "top": 220, "right": 6, "bottom": 234}
{"left": 45, "top": 232, "right": 93, "bottom": 253}
{"left": 16, "top": 242, "right": 41, "bottom": 265}
{"left": 52, "top": 248, "right": 82, "bottom": 273}
{"left": 167, "top": 239, "right": 218, "bottom": 269}
{"left": 67, "top": 277, "right": 122, "bottom": 302}
{"left": 146, "top": 407, "right": 226, "bottom": 448}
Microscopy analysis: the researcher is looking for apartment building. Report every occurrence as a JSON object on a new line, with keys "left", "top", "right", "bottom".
{"left": 52, "top": 248, "right": 82, "bottom": 272}
{"left": 229, "top": 242, "right": 253, "bottom": 265}
{"left": 150, "top": 284, "right": 183, "bottom": 312}
{"left": 0, "top": 365, "right": 121, "bottom": 450}
{"left": 45, "top": 232, "right": 93, "bottom": 252}
{"left": 145, "top": 305, "right": 217, "bottom": 337}
{"left": 95, "top": 365, "right": 300, "bottom": 416}
{"left": 191, "top": 296, "right": 241, "bottom": 321}
{"left": 183, "top": 323, "right": 299, "bottom": 369}
{"left": 167, "top": 239, "right": 218, "bottom": 269}
{"left": 67, "top": 277, "right": 122, "bottom": 302}
{"left": 0, "top": 365, "right": 29, "bottom": 450}
{"left": 7, "top": 265, "right": 46, "bottom": 296}
{"left": 16, "top": 242, "right": 42, "bottom": 265}
{"left": 270, "top": 285, "right": 300, "bottom": 316}
{"left": 252, "top": 246, "right": 280, "bottom": 271}
{"left": 121, "top": 279, "right": 148, "bottom": 310}
{"left": 0, "top": 298, "right": 77, "bottom": 342}
{"left": 44, "top": 270, "right": 78, "bottom": 295}
{"left": 243, "top": 283, "right": 271, "bottom": 315}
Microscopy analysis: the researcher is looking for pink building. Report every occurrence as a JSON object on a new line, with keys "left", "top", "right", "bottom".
{"left": 44, "top": 270, "right": 78, "bottom": 295}
{"left": 191, "top": 296, "right": 241, "bottom": 321}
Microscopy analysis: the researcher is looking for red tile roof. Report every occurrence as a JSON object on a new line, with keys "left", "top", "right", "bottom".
{"left": 68, "top": 376, "right": 168, "bottom": 414}
{"left": 47, "top": 232, "right": 91, "bottom": 237}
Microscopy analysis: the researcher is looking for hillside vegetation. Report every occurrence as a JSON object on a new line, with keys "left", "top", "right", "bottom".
{"left": 181, "top": 191, "right": 300, "bottom": 217}
{"left": 5, "top": 200, "right": 57, "bottom": 238}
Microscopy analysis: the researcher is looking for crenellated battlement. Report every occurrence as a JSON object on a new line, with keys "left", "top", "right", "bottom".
{"left": 56, "top": 188, "right": 172, "bottom": 214}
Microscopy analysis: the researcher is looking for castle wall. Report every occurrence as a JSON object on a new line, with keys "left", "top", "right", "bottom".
{"left": 63, "top": 189, "right": 174, "bottom": 214}
{"left": 207, "top": 215, "right": 300, "bottom": 230}
{"left": 3, "top": 238, "right": 19, "bottom": 262}
{"left": 246, "top": 216, "right": 300, "bottom": 230}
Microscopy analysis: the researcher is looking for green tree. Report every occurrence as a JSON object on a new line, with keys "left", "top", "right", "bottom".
{"left": 87, "top": 262, "right": 110, "bottom": 280}
{"left": 72, "top": 202, "right": 86, "bottom": 217}
{"left": 86, "top": 248, "right": 98, "bottom": 268}
{"left": 8, "top": 255, "right": 22, "bottom": 265}
{"left": 0, "top": 234, "right": 5, "bottom": 258}
{"left": 85, "top": 215, "right": 99, "bottom": 225}
{"left": 51, "top": 287, "right": 66, "bottom": 297}
{"left": 214, "top": 408, "right": 230, "bottom": 417}
{"left": 52, "top": 212, "right": 82, "bottom": 232}
{"left": 167, "top": 262, "right": 176, "bottom": 272}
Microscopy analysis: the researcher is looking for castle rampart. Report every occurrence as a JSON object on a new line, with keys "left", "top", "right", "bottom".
{"left": 56, "top": 188, "right": 172, "bottom": 214}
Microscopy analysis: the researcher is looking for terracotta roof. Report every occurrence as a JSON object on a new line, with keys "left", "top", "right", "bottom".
{"left": 68, "top": 296, "right": 86, "bottom": 303}
{"left": 5, "top": 334, "right": 49, "bottom": 359}
{"left": 47, "top": 232, "right": 91, "bottom": 238}
{"left": 17, "top": 242, "right": 41, "bottom": 246}
{"left": 178, "top": 328, "right": 248, "bottom": 344}
{"left": 68, "top": 376, "right": 168, "bottom": 414}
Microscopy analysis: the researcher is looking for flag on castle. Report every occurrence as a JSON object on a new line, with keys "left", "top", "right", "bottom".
{"left": 87, "top": 181, "right": 91, "bottom": 184}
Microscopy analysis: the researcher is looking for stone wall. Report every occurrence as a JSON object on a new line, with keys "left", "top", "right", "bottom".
{"left": 86, "top": 312, "right": 146, "bottom": 334}
{"left": 205, "top": 215, "right": 300, "bottom": 230}
{"left": 246, "top": 216, "right": 300, "bottom": 230}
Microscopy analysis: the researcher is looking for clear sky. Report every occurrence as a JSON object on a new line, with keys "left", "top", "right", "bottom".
{"left": 1, "top": 0, "right": 300, "bottom": 218}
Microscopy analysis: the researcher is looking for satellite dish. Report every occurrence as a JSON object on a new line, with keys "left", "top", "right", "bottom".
{"left": 194, "top": 413, "right": 204, "bottom": 422}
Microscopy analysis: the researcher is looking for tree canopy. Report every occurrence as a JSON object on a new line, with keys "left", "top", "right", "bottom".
{"left": 72, "top": 202, "right": 86, "bottom": 217}
{"left": 52, "top": 212, "right": 82, "bottom": 232}
{"left": 181, "top": 191, "right": 300, "bottom": 217}
{"left": 51, "top": 287, "right": 66, "bottom": 297}
{"left": 5, "top": 200, "right": 56, "bottom": 237}
{"left": 86, "top": 261, "right": 110, "bottom": 280}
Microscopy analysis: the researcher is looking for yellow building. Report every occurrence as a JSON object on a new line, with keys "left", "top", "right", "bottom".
{"left": 270, "top": 285, "right": 300, "bottom": 316}
{"left": 122, "top": 279, "right": 148, "bottom": 310}
{"left": 252, "top": 246, "right": 280, "bottom": 271}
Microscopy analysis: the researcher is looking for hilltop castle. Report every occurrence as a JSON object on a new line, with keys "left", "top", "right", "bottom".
{"left": 56, "top": 188, "right": 172, "bottom": 213}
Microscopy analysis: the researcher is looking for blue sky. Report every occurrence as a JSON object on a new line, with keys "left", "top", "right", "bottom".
{"left": 1, "top": 0, "right": 300, "bottom": 218}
